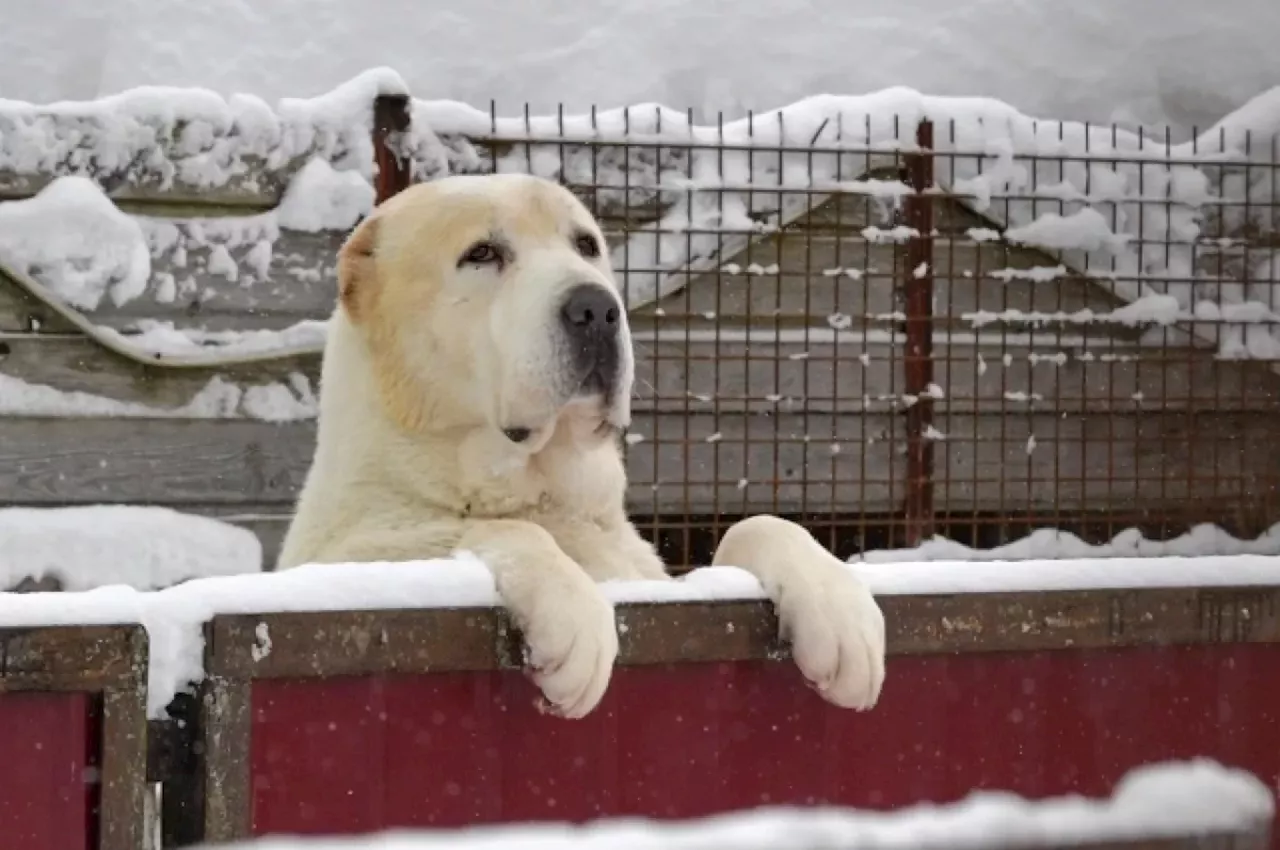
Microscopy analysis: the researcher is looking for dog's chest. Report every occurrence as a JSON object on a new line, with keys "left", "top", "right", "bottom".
{"left": 451, "top": 446, "right": 618, "bottom": 521}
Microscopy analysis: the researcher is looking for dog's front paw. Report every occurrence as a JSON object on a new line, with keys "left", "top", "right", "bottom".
{"left": 514, "top": 577, "right": 619, "bottom": 719}
{"left": 777, "top": 566, "right": 886, "bottom": 710}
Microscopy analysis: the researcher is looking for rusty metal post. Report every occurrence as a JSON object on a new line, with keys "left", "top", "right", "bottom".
{"left": 902, "top": 120, "right": 936, "bottom": 547}
{"left": 372, "top": 93, "right": 413, "bottom": 205}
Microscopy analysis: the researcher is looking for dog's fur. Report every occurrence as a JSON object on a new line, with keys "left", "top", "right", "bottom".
{"left": 278, "top": 173, "right": 886, "bottom": 717}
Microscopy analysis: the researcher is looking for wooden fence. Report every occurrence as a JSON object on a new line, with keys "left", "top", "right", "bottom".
{"left": 5, "top": 586, "right": 1278, "bottom": 848}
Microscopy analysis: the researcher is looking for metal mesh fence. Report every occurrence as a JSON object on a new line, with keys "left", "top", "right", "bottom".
{"left": 395, "top": 101, "right": 1280, "bottom": 566}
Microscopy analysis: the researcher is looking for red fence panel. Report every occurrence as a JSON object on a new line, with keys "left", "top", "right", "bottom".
{"left": 0, "top": 625, "right": 150, "bottom": 850}
{"left": 244, "top": 646, "right": 1280, "bottom": 834}
{"left": 187, "top": 587, "right": 1280, "bottom": 846}
{"left": 0, "top": 692, "right": 97, "bottom": 850}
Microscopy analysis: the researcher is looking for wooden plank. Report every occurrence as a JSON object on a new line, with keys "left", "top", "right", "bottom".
{"left": 96, "top": 222, "right": 344, "bottom": 325}
{"left": 0, "top": 418, "right": 315, "bottom": 506}
{"left": 207, "top": 510, "right": 292, "bottom": 571}
{"left": 4, "top": 332, "right": 1277, "bottom": 416}
{"left": 199, "top": 676, "right": 251, "bottom": 843}
{"left": 206, "top": 609, "right": 511, "bottom": 680}
{"left": 205, "top": 586, "right": 1280, "bottom": 680}
{"left": 2, "top": 410, "right": 1277, "bottom": 519}
{"left": 0, "top": 413, "right": 904, "bottom": 513}
{"left": 932, "top": 410, "right": 1280, "bottom": 519}
{"left": 0, "top": 626, "right": 142, "bottom": 692}
{"left": 0, "top": 334, "right": 320, "bottom": 409}
{"left": 0, "top": 282, "right": 79, "bottom": 333}
{"left": 98, "top": 629, "right": 149, "bottom": 850}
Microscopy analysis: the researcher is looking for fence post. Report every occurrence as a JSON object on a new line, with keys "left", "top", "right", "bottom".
{"left": 372, "top": 94, "right": 413, "bottom": 205}
{"left": 902, "top": 119, "right": 936, "bottom": 547}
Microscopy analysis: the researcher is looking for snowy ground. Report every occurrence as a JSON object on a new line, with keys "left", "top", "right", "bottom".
{"left": 195, "top": 761, "right": 1272, "bottom": 849}
{"left": 4, "top": 0, "right": 1279, "bottom": 140}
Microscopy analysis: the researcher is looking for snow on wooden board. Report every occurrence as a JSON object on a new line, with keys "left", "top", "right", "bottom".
{"left": 0, "top": 372, "right": 317, "bottom": 421}
{"left": 1, "top": 72, "right": 1278, "bottom": 371}
{"left": 198, "top": 760, "right": 1272, "bottom": 850}
{"left": 0, "top": 505, "right": 262, "bottom": 592}
{"left": 4, "top": 546, "right": 1280, "bottom": 719}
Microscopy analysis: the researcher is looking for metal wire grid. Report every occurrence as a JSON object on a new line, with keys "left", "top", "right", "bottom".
{"left": 447, "top": 105, "right": 1280, "bottom": 565}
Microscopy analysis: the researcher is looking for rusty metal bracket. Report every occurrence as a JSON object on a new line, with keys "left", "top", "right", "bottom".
{"left": 373, "top": 93, "right": 413, "bottom": 205}
{"left": 901, "top": 119, "right": 937, "bottom": 547}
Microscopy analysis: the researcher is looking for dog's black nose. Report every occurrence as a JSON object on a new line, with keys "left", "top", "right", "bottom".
{"left": 560, "top": 284, "right": 620, "bottom": 337}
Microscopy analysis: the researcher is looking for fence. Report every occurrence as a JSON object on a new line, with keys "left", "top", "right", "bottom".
{"left": 367, "top": 95, "right": 1280, "bottom": 560}
{"left": 2, "top": 589, "right": 1271, "bottom": 848}
{"left": 2, "top": 92, "right": 1279, "bottom": 568}
{"left": 3, "top": 85, "right": 1280, "bottom": 850}
{"left": 181, "top": 589, "right": 1280, "bottom": 843}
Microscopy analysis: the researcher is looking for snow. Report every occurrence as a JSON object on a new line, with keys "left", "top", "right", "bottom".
{"left": 858, "top": 523, "right": 1280, "bottom": 564}
{"left": 9, "top": 0, "right": 1280, "bottom": 138}
{"left": 97, "top": 319, "right": 330, "bottom": 363}
{"left": 0, "top": 506, "right": 260, "bottom": 592}
{"left": 5, "top": 538, "right": 1280, "bottom": 718}
{"left": 964, "top": 296, "right": 1190, "bottom": 330}
{"left": 0, "top": 176, "right": 150, "bottom": 310}
{"left": 274, "top": 157, "right": 376, "bottom": 233}
{"left": 0, "top": 372, "right": 317, "bottom": 421}
{"left": 1003, "top": 209, "right": 1130, "bottom": 254}
{"left": 0, "top": 65, "right": 406, "bottom": 191}
{"left": 2, "top": 71, "right": 1279, "bottom": 364}
{"left": 1, "top": 555, "right": 506, "bottom": 717}
{"left": 202, "top": 761, "right": 1271, "bottom": 850}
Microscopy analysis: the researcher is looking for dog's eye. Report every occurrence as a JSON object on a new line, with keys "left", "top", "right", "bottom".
{"left": 574, "top": 232, "right": 601, "bottom": 259}
{"left": 460, "top": 242, "right": 502, "bottom": 267}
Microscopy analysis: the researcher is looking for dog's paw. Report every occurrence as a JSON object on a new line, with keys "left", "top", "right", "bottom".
{"left": 515, "top": 577, "right": 619, "bottom": 719}
{"left": 776, "top": 566, "right": 886, "bottom": 710}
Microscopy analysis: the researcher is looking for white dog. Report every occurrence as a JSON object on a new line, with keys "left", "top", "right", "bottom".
{"left": 278, "top": 173, "right": 886, "bottom": 718}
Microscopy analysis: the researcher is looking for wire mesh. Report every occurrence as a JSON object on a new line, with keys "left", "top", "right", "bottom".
{"left": 452, "top": 103, "right": 1280, "bottom": 567}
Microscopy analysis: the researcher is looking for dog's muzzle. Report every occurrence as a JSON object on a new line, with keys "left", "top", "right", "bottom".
{"left": 559, "top": 283, "right": 623, "bottom": 399}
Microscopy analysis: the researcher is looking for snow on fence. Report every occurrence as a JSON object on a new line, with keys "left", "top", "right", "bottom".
{"left": 3, "top": 556, "right": 1280, "bottom": 846}
{"left": 1, "top": 71, "right": 1280, "bottom": 570}
{"left": 2, "top": 562, "right": 1269, "bottom": 848}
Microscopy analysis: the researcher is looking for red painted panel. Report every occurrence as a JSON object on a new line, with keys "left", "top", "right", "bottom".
{"left": 251, "top": 644, "right": 1280, "bottom": 841}
{"left": 0, "top": 692, "right": 97, "bottom": 850}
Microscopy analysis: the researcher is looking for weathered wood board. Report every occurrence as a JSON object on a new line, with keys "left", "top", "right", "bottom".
{"left": 4, "top": 331, "right": 1276, "bottom": 415}
{"left": 3, "top": 406, "right": 1277, "bottom": 565}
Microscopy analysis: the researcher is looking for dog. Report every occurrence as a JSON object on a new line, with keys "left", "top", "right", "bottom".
{"left": 277, "top": 172, "right": 886, "bottom": 718}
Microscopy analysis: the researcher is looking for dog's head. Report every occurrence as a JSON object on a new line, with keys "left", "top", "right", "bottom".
{"left": 336, "top": 173, "right": 632, "bottom": 450}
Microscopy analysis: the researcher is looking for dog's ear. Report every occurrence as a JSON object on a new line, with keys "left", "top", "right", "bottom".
{"left": 337, "top": 214, "right": 380, "bottom": 323}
